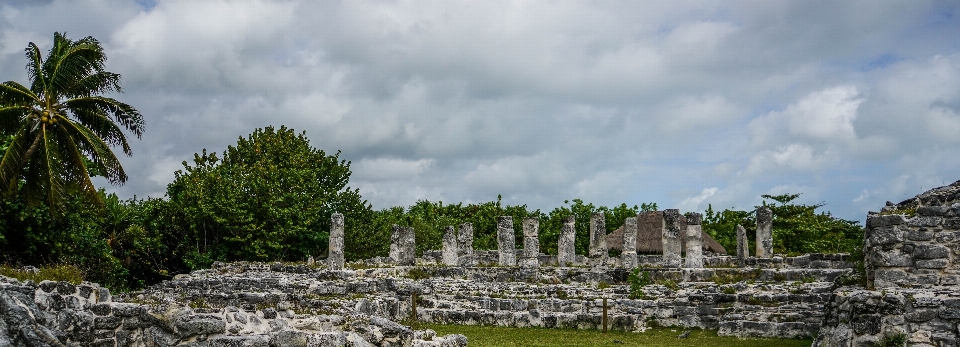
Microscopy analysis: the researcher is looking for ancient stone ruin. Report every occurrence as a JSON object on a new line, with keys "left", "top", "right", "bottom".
{"left": 5, "top": 180, "right": 960, "bottom": 346}
{"left": 814, "top": 180, "right": 960, "bottom": 347}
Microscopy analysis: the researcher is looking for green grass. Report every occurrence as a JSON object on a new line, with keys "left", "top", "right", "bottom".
{"left": 425, "top": 324, "right": 813, "bottom": 347}
{"left": 0, "top": 264, "right": 84, "bottom": 284}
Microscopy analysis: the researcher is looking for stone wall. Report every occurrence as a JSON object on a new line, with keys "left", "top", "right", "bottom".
{"left": 815, "top": 180, "right": 960, "bottom": 347}
{"left": 865, "top": 180, "right": 960, "bottom": 289}
{"left": 0, "top": 274, "right": 466, "bottom": 347}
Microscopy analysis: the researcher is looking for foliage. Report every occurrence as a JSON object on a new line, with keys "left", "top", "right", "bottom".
{"left": 0, "top": 263, "right": 84, "bottom": 284}
{"left": 628, "top": 269, "right": 651, "bottom": 299}
{"left": 702, "top": 204, "right": 755, "bottom": 255}
{"left": 166, "top": 126, "right": 369, "bottom": 265}
{"left": 702, "top": 194, "right": 863, "bottom": 256}
{"left": 0, "top": 32, "right": 143, "bottom": 216}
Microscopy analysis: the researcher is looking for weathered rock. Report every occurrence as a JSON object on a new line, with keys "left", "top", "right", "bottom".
{"left": 684, "top": 213, "right": 703, "bottom": 268}
{"left": 558, "top": 216, "right": 577, "bottom": 266}
{"left": 497, "top": 216, "right": 516, "bottom": 266}
{"left": 457, "top": 223, "right": 474, "bottom": 267}
{"left": 661, "top": 210, "right": 682, "bottom": 268}
{"left": 755, "top": 207, "right": 772, "bottom": 258}
{"left": 621, "top": 217, "right": 638, "bottom": 269}
{"left": 520, "top": 218, "right": 540, "bottom": 269}
{"left": 589, "top": 213, "right": 607, "bottom": 267}
{"left": 442, "top": 226, "right": 458, "bottom": 266}
{"left": 328, "top": 213, "right": 345, "bottom": 270}
{"left": 735, "top": 224, "right": 748, "bottom": 259}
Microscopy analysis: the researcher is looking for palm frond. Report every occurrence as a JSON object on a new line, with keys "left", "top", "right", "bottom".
{"left": 57, "top": 117, "right": 127, "bottom": 185}
{"left": 54, "top": 125, "right": 102, "bottom": 208}
{"left": 65, "top": 96, "right": 143, "bottom": 139}
{"left": 25, "top": 43, "right": 47, "bottom": 97}
{"left": 47, "top": 36, "right": 108, "bottom": 100}
{"left": 68, "top": 71, "right": 122, "bottom": 98}
{"left": 0, "top": 124, "right": 35, "bottom": 194}
{"left": 64, "top": 106, "right": 130, "bottom": 153}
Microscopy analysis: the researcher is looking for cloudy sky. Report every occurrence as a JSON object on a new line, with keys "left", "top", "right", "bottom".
{"left": 2, "top": 1, "right": 958, "bottom": 222}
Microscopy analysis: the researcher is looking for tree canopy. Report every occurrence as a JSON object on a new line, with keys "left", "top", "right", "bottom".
{"left": 166, "top": 126, "right": 369, "bottom": 266}
{"left": 0, "top": 32, "right": 143, "bottom": 215}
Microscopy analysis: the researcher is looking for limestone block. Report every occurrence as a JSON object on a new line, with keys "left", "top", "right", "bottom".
{"left": 442, "top": 226, "right": 459, "bottom": 266}
{"left": 391, "top": 225, "right": 416, "bottom": 266}
{"left": 589, "top": 212, "right": 607, "bottom": 265}
{"left": 457, "top": 223, "right": 475, "bottom": 267}
{"left": 662, "top": 209, "right": 682, "bottom": 268}
{"left": 913, "top": 245, "right": 950, "bottom": 259}
{"left": 558, "top": 216, "right": 576, "bottom": 266}
{"left": 736, "top": 224, "right": 748, "bottom": 259}
{"left": 621, "top": 217, "right": 638, "bottom": 269}
{"left": 870, "top": 250, "right": 913, "bottom": 267}
{"left": 520, "top": 218, "right": 540, "bottom": 268}
{"left": 328, "top": 213, "right": 345, "bottom": 270}
{"left": 868, "top": 226, "right": 904, "bottom": 246}
{"left": 756, "top": 207, "right": 773, "bottom": 258}
{"left": 497, "top": 216, "right": 516, "bottom": 266}
{"left": 684, "top": 213, "right": 703, "bottom": 268}
{"left": 866, "top": 214, "right": 906, "bottom": 228}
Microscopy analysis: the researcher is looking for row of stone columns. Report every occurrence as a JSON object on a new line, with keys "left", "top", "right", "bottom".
{"left": 324, "top": 206, "right": 776, "bottom": 269}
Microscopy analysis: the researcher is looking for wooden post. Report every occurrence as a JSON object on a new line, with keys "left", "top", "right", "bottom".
{"left": 411, "top": 293, "right": 418, "bottom": 329}
{"left": 602, "top": 298, "right": 608, "bottom": 333}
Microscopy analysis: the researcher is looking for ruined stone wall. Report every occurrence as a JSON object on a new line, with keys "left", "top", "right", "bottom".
{"left": 0, "top": 273, "right": 466, "bottom": 347}
{"left": 865, "top": 181, "right": 960, "bottom": 289}
{"left": 815, "top": 180, "right": 960, "bottom": 347}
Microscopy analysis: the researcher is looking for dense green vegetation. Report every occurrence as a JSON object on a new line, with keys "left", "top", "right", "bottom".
{"left": 0, "top": 33, "right": 865, "bottom": 292}
{"left": 426, "top": 324, "right": 813, "bottom": 347}
{"left": 702, "top": 194, "right": 863, "bottom": 256}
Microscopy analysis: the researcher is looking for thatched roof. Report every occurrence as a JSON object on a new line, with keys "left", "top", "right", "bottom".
{"left": 606, "top": 211, "right": 727, "bottom": 255}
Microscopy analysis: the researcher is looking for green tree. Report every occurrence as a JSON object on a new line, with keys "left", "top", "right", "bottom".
{"left": 166, "top": 126, "right": 368, "bottom": 267}
{"left": 0, "top": 32, "right": 143, "bottom": 215}
{"left": 701, "top": 194, "right": 862, "bottom": 256}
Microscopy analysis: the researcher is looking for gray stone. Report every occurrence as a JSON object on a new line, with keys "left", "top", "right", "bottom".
{"left": 175, "top": 315, "right": 225, "bottom": 338}
{"left": 621, "top": 217, "right": 638, "bottom": 269}
{"left": 589, "top": 213, "right": 607, "bottom": 267}
{"left": 662, "top": 209, "right": 682, "bottom": 268}
{"left": 868, "top": 226, "right": 904, "bottom": 246}
{"left": 684, "top": 213, "right": 703, "bottom": 268}
{"left": 870, "top": 250, "right": 913, "bottom": 267}
{"left": 756, "top": 207, "right": 773, "bottom": 258}
{"left": 736, "top": 225, "right": 748, "bottom": 259}
{"left": 913, "top": 245, "right": 950, "bottom": 259}
{"left": 915, "top": 259, "right": 949, "bottom": 269}
{"left": 866, "top": 214, "right": 906, "bottom": 228}
{"left": 442, "top": 226, "right": 458, "bottom": 266}
{"left": 497, "top": 216, "right": 516, "bottom": 266}
{"left": 457, "top": 223, "right": 475, "bottom": 267}
{"left": 520, "top": 218, "right": 540, "bottom": 269}
{"left": 390, "top": 225, "right": 416, "bottom": 266}
{"left": 558, "top": 216, "right": 576, "bottom": 266}
{"left": 328, "top": 213, "right": 345, "bottom": 270}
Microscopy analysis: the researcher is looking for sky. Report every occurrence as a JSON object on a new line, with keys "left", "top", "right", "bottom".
{"left": 1, "top": 1, "right": 958, "bottom": 222}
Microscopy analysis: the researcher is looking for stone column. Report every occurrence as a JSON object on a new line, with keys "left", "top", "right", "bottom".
{"left": 684, "top": 213, "right": 703, "bottom": 268}
{"left": 442, "top": 226, "right": 458, "bottom": 266}
{"left": 661, "top": 209, "right": 683, "bottom": 268}
{"left": 497, "top": 216, "right": 516, "bottom": 266}
{"left": 558, "top": 216, "right": 576, "bottom": 266}
{"left": 328, "top": 213, "right": 345, "bottom": 270}
{"left": 756, "top": 207, "right": 773, "bottom": 258}
{"left": 589, "top": 212, "right": 607, "bottom": 266}
{"left": 735, "top": 224, "right": 748, "bottom": 259}
{"left": 457, "top": 222, "right": 474, "bottom": 266}
{"left": 621, "top": 217, "right": 638, "bottom": 269}
{"left": 520, "top": 218, "right": 540, "bottom": 268}
{"left": 391, "top": 225, "right": 416, "bottom": 266}
{"left": 390, "top": 224, "right": 401, "bottom": 264}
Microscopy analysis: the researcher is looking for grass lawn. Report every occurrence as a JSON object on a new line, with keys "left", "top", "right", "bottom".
{"left": 425, "top": 324, "right": 813, "bottom": 347}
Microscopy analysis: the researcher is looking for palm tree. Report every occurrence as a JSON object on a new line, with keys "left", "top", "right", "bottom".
{"left": 0, "top": 32, "right": 143, "bottom": 215}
